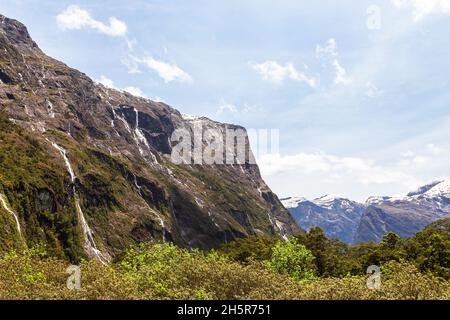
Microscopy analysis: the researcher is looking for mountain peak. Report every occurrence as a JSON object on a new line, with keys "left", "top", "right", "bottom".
{"left": 0, "top": 13, "right": 301, "bottom": 260}
{"left": 407, "top": 178, "right": 450, "bottom": 198}
{"left": 0, "top": 14, "right": 38, "bottom": 49}
{"left": 422, "top": 179, "right": 450, "bottom": 198}
{"left": 407, "top": 180, "right": 444, "bottom": 197}
{"left": 282, "top": 194, "right": 365, "bottom": 244}
{"left": 280, "top": 196, "right": 308, "bottom": 208}
{"left": 315, "top": 194, "right": 341, "bottom": 201}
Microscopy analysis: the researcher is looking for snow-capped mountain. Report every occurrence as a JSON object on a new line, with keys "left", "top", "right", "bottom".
{"left": 281, "top": 195, "right": 365, "bottom": 244}
{"left": 283, "top": 179, "right": 450, "bottom": 244}
{"left": 356, "top": 179, "right": 450, "bottom": 243}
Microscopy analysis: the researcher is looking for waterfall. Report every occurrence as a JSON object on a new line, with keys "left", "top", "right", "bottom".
{"left": 0, "top": 193, "right": 22, "bottom": 238}
{"left": 208, "top": 210, "right": 220, "bottom": 229}
{"left": 159, "top": 216, "right": 166, "bottom": 243}
{"left": 133, "top": 108, "right": 159, "bottom": 164}
{"left": 50, "top": 141, "right": 109, "bottom": 264}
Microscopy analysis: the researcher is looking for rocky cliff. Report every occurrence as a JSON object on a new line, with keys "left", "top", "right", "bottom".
{"left": 0, "top": 14, "right": 300, "bottom": 262}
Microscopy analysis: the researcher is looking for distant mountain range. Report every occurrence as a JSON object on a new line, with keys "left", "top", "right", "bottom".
{"left": 281, "top": 179, "right": 450, "bottom": 244}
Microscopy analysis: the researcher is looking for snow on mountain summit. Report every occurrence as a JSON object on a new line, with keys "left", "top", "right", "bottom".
{"left": 282, "top": 194, "right": 365, "bottom": 244}
{"left": 280, "top": 196, "right": 308, "bottom": 209}
{"left": 422, "top": 179, "right": 450, "bottom": 198}
{"left": 313, "top": 194, "right": 345, "bottom": 209}
{"left": 407, "top": 180, "right": 446, "bottom": 197}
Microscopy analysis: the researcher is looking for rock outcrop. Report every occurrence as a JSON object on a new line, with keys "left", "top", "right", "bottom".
{"left": 0, "top": 14, "right": 300, "bottom": 262}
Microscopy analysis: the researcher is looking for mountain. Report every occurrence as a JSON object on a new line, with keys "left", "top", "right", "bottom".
{"left": 0, "top": 14, "right": 300, "bottom": 262}
{"left": 357, "top": 179, "right": 450, "bottom": 243}
{"left": 283, "top": 179, "right": 450, "bottom": 244}
{"left": 281, "top": 195, "right": 365, "bottom": 244}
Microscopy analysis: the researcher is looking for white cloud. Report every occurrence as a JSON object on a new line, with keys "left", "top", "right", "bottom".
{"left": 215, "top": 99, "right": 263, "bottom": 116}
{"left": 412, "top": 155, "right": 430, "bottom": 165}
{"left": 427, "top": 143, "right": 444, "bottom": 155}
{"left": 258, "top": 152, "right": 417, "bottom": 186}
{"left": 56, "top": 5, "right": 127, "bottom": 37}
{"left": 132, "top": 56, "right": 192, "bottom": 83}
{"left": 332, "top": 59, "right": 350, "bottom": 85}
{"left": 97, "top": 75, "right": 116, "bottom": 88}
{"left": 96, "top": 75, "right": 146, "bottom": 98}
{"left": 316, "top": 38, "right": 350, "bottom": 85}
{"left": 392, "top": 0, "right": 450, "bottom": 21}
{"left": 241, "top": 103, "right": 263, "bottom": 114}
{"left": 398, "top": 143, "right": 445, "bottom": 166}
{"left": 257, "top": 138, "right": 450, "bottom": 201}
{"left": 257, "top": 151, "right": 424, "bottom": 201}
{"left": 250, "top": 61, "right": 317, "bottom": 87}
{"left": 402, "top": 150, "right": 415, "bottom": 158}
{"left": 365, "top": 81, "right": 381, "bottom": 98}
{"left": 121, "top": 56, "right": 141, "bottom": 74}
{"left": 217, "top": 100, "right": 238, "bottom": 114}
{"left": 125, "top": 38, "right": 138, "bottom": 51}
{"left": 316, "top": 38, "right": 338, "bottom": 59}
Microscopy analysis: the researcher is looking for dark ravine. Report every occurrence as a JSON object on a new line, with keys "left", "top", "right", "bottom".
{"left": 0, "top": 14, "right": 301, "bottom": 263}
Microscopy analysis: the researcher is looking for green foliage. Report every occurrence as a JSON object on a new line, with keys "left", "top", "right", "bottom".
{"left": 267, "top": 238, "right": 316, "bottom": 280}
{"left": 348, "top": 220, "right": 450, "bottom": 279}
{"left": 295, "top": 227, "right": 356, "bottom": 277}
{"left": 382, "top": 232, "right": 401, "bottom": 250}
{"left": 117, "top": 242, "right": 300, "bottom": 299}
{"left": 403, "top": 220, "right": 450, "bottom": 278}
{"left": 218, "top": 236, "right": 278, "bottom": 263}
{"left": 0, "top": 244, "right": 448, "bottom": 300}
{"left": 0, "top": 113, "right": 83, "bottom": 261}
{"left": 220, "top": 223, "right": 450, "bottom": 281}
{"left": 0, "top": 112, "right": 448, "bottom": 299}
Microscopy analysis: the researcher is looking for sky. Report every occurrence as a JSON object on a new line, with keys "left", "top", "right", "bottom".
{"left": 1, "top": 0, "right": 450, "bottom": 202}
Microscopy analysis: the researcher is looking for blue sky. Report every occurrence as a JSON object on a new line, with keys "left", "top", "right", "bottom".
{"left": 1, "top": 0, "right": 450, "bottom": 201}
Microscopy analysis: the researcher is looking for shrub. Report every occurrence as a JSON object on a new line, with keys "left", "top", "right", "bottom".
{"left": 267, "top": 238, "right": 316, "bottom": 281}
{"left": 0, "top": 242, "right": 448, "bottom": 300}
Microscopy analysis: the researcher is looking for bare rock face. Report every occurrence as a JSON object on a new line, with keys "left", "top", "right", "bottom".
{"left": 0, "top": 14, "right": 300, "bottom": 261}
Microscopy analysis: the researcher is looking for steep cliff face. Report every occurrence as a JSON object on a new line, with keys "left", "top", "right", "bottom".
{"left": 0, "top": 14, "right": 300, "bottom": 262}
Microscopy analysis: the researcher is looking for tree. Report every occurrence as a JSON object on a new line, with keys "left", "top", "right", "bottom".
{"left": 382, "top": 232, "right": 400, "bottom": 250}
{"left": 267, "top": 238, "right": 316, "bottom": 280}
{"left": 218, "top": 236, "right": 277, "bottom": 264}
{"left": 296, "top": 227, "right": 353, "bottom": 277}
{"left": 420, "top": 233, "right": 450, "bottom": 278}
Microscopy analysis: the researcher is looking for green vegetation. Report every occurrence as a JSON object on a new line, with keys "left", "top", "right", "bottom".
{"left": 0, "top": 112, "right": 83, "bottom": 260}
{"left": 0, "top": 113, "right": 448, "bottom": 300}
{"left": 0, "top": 219, "right": 448, "bottom": 300}
{"left": 221, "top": 220, "right": 450, "bottom": 281}
{"left": 267, "top": 237, "right": 316, "bottom": 280}
{"left": 0, "top": 114, "right": 168, "bottom": 262}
